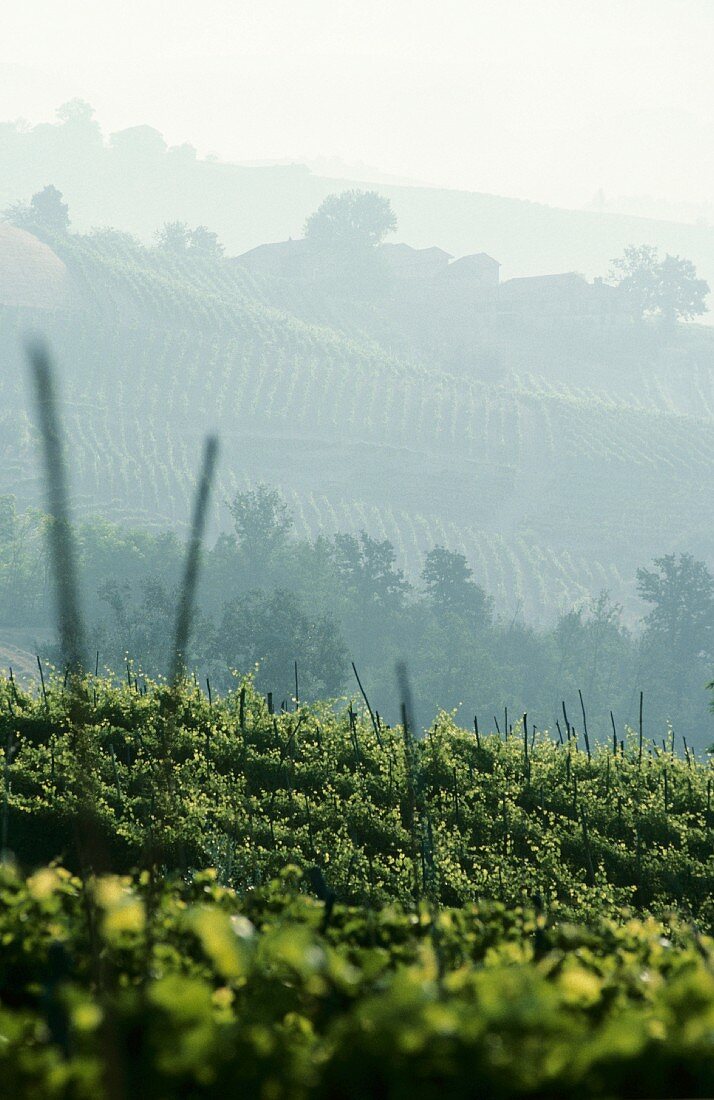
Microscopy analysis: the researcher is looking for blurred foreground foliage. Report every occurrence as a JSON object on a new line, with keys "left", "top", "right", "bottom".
{"left": 0, "top": 862, "right": 712, "bottom": 1098}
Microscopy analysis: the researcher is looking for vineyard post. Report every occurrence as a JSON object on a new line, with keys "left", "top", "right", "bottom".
{"left": 578, "top": 689, "right": 591, "bottom": 762}
{"left": 8, "top": 667, "right": 19, "bottom": 707}
{"left": 351, "top": 662, "right": 383, "bottom": 748}
{"left": 37, "top": 656, "right": 48, "bottom": 711}
{"left": 562, "top": 701, "right": 571, "bottom": 742}
{"left": 396, "top": 660, "right": 420, "bottom": 901}
{"left": 683, "top": 738, "right": 692, "bottom": 768}
{"left": 638, "top": 691, "right": 643, "bottom": 766}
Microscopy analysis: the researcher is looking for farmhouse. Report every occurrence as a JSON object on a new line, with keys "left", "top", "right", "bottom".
{"left": 441, "top": 252, "right": 501, "bottom": 286}
{"left": 232, "top": 238, "right": 313, "bottom": 279}
{"left": 499, "top": 271, "right": 624, "bottom": 317}
{"left": 381, "top": 242, "right": 452, "bottom": 278}
{"left": 231, "top": 236, "right": 623, "bottom": 319}
{"left": 0, "top": 226, "right": 72, "bottom": 310}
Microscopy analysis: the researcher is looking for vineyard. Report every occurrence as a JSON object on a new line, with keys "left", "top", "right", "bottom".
{"left": 0, "top": 231, "right": 713, "bottom": 621}
{"left": 0, "top": 672, "right": 713, "bottom": 1096}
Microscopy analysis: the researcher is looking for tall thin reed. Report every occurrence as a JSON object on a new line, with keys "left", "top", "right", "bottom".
{"left": 170, "top": 436, "right": 218, "bottom": 685}
{"left": 27, "top": 340, "right": 85, "bottom": 675}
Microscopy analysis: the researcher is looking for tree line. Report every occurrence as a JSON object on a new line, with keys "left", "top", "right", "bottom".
{"left": 2, "top": 487, "right": 712, "bottom": 751}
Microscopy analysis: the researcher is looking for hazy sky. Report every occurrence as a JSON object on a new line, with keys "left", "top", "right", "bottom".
{"left": 2, "top": 0, "right": 714, "bottom": 209}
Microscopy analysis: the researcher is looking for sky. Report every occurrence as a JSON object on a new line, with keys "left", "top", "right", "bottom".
{"left": 2, "top": 0, "right": 714, "bottom": 210}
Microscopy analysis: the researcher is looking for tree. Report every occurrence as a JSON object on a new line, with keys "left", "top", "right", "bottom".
{"left": 229, "top": 486, "right": 293, "bottom": 560}
{"left": 331, "top": 531, "right": 410, "bottom": 609}
{"left": 4, "top": 185, "right": 70, "bottom": 239}
{"left": 657, "top": 253, "right": 709, "bottom": 324}
{"left": 213, "top": 588, "right": 347, "bottom": 698}
{"left": 609, "top": 245, "right": 709, "bottom": 324}
{"left": 304, "top": 190, "right": 397, "bottom": 251}
{"left": 421, "top": 546, "right": 493, "bottom": 624}
{"left": 154, "top": 221, "right": 224, "bottom": 258}
{"left": 637, "top": 554, "right": 713, "bottom": 658}
{"left": 154, "top": 221, "right": 191, "bottom": 254}
{"left": 56, "top": 98, "right": 98, "bottom": 130}
{"left": 188, "top": 225, "right": 224, "bottom": 258}
{"left": 95, "top": 577, "right": 211, "bottom": 677}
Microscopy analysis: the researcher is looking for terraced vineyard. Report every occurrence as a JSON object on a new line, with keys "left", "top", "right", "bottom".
{"left": 1, "top": 231, "right": 713, "bottom": 620}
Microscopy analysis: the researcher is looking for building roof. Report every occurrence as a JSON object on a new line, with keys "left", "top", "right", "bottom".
{"left": 381, "top": 243, "right": 453, "bottom": 260}
{"left": 232, "top": 238, "right": 309, "bottom": 263}
{"left": 501, "top": 272, "right": 586, "bottom": 291}
{"left": 0, "top": 226, "right": 72, "bottom": 310}
{"left": 450, "top": 252, "right": 501, "bottom": 268}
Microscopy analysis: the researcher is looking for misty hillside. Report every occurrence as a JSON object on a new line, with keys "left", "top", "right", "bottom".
{"left": 3, "top": 107, "right": 714, "bottom": 303}
{"left": 1, "top": 223, "right": 713, "bottom": 625}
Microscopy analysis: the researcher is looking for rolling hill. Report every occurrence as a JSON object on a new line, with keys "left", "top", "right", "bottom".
{"left": 1, "top": 226, "right": 713, "bottom": 627}
{"left": 2, "top": 110, "right": 714, "bottom": 303}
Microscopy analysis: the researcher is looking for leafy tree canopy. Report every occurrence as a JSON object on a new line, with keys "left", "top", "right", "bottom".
{"left": 56, "top": 98, "right": 98, "bottom": 128}
{"left": 304, "top": 190, "right": 397, "bottom": 251}
{"left": 154, "top": 221, "right": 224, "bottom": 258}
{"left": 331, "top": 530, "right": 410, "bottom": 608}
{"left": 229, "top": 486, "right": 293, "bottom": 560}
{"left": 637, "top": 553, "right": 714, "bottom": 661}
{"left": 3, "top": 184, "right": 70, "bottom": 238}
{"left": 609, "top": 244, "right": 709, "bottom": 324}
{"left": 213, "top": 587, "right": 347, "bottom": 698}
{"left": 422, "top": 546, "right": 493, "bottom": 624}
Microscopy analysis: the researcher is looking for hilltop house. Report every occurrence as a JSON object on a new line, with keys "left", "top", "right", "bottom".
{"left": 441, "top": 252, "right": 501, "bottom": 287}
{"left": 381, "top": 243, "right": 452, "bottom": 278}
{"left": 232, "top": 238, "right": 316, "bottom": 279}
{"left": 230, "top": 236, "right": 622, "bottom": 320}
{"left": 499, "top": 271, "right": 623, "bottom": 318}
{"left": 233, "top": 238, "right": 456, "bottom": 282}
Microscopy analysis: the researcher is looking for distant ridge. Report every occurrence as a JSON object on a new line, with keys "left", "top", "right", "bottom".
{"left": 0, "top": 111, "right": 713, "bottom": 315}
